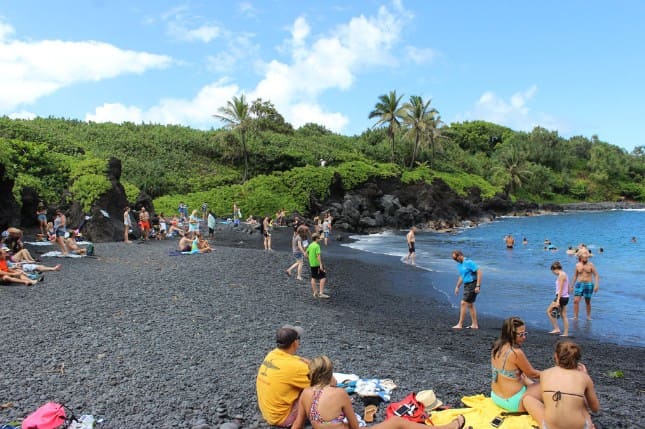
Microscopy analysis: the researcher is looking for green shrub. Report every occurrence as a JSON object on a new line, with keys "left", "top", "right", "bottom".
{"left": 70, "top": 173, "right": 112, "bottom": 212}
{"left": 122, "top": 182, "right": 141, "bottom": 204}
{"left": 402, "top": 166, "right": 500, "bottom": 198}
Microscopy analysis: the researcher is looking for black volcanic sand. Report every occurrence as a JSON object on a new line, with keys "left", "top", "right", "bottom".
{"left": 0, "top": 225, "right": 642, "bottom": 428}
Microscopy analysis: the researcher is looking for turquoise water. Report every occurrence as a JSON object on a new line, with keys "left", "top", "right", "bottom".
{"left": 343, "top": 210, "right": 645, "bottom": 347}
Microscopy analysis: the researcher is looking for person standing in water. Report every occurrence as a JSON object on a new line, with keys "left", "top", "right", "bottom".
{"left": 546, "top": 261, "right": 569, "bottom": 336}
{"left": 571, "top": 250, "right": 599, "bottom": 321}
{"left": 452, "top": 250, "right": 482, "bottom": 329}
{"left": 405, "top": 226, "right": 416, "bottom": 265}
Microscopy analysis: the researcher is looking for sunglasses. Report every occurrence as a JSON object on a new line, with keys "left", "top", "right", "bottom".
{"left": 516, "top": 331, "right": 528, "bottom": 338}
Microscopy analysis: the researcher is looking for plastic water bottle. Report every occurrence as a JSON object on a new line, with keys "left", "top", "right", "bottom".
{"left": 69, "top": 415, "right": 95, "bottom": 429}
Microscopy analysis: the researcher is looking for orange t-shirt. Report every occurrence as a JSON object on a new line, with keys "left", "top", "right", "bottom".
{"left": 0, "top": 259, "right": 9, "bottom": 272}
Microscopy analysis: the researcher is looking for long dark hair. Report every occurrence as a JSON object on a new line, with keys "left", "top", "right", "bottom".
{"left": 492, "top": 316, "right": 525, "bottom": 358}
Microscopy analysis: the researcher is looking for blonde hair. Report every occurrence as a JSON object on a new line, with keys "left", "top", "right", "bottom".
{"left": 308, "top": 355, "right": 334, "bottom": 387}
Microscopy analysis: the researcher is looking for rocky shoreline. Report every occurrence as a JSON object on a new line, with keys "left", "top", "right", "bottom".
{"left": 0, "top": 225, "right": 641, "bottom": 428}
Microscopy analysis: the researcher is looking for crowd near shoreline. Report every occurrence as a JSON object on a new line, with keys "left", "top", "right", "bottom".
{"left": 0, "top": 221, "right": 642, "bottom": 428}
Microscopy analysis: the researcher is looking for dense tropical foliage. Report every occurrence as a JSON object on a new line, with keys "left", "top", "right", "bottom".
{"left": 0, "top": 91, "right": 643, "bottom": 218}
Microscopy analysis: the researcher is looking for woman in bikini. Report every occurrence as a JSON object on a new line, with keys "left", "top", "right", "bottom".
{"left": 540, "top": 341, "right": 599, "bottom": 429}
{"left": 292, "top": 355, "right": 468, "bottom": 429}
{"left": 490, "top": 317, "right": 543, "bottom": 424}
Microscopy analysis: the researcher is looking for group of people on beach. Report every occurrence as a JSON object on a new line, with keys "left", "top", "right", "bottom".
{"left": 257, "top": 325, "right": 470, "bottom": 429}
{"left": 1, "top": 227, "right": 62, "bottom": 286}
{"left": 285, "top": 215, "right": 332, "bottom": 299}
{"left": 404, "top": 225, "right": 602, "bottom": 336}
{"left": 257, "top": 318, "right": 599, "bottom": 429}
{"left": 490, "top": 317, "right": 599, "bottom": 429}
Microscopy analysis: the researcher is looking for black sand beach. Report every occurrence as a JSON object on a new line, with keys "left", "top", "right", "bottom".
{"left": 1, "top": 226, "right": 642, "bottom": 428}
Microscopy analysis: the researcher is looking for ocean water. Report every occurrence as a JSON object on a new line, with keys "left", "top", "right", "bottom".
{"left": 343, "top": 210, "right": 645, "bottom": 347}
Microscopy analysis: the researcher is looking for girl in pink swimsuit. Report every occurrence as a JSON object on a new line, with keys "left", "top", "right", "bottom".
{"left": 546, "top": 261, "right": 570, "bottom": 336}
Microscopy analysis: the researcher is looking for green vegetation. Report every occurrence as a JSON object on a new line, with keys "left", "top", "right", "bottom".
{"left": 0, "top": 91, "right": 643, "bottom": 218}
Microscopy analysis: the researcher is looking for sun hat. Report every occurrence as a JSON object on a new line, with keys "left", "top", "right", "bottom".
{"left": 276, "top": 324, "right": 304, "bottom": 348}
{"left": 416, "top": 390, "right": 443, "bottom": 410}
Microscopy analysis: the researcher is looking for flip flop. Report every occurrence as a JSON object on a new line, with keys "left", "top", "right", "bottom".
{"left": 364, "top": 405, "right": 377, "bottom": 423}
{"left": 466, "top": 326, "right": 479, "bottom": 329}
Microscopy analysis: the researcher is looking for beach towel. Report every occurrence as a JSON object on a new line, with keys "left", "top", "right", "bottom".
{"left": 168, "top": 250, "right": 202, "bottom": 256}
{"left": 347, "top": 379, "right": 396, "bottom": 401}
{"left": 40, "top": 251, "right": 85, "bottom": 258}
{"left": 428, "top": 394, "right": 538, "bottom": 429}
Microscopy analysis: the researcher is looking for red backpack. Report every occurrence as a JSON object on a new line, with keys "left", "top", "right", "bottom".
{"left": 22, "top": 402, "right": 75, "bottom": 429}
{"left": 385, "top": 392, "right": 428, "bottom": 423}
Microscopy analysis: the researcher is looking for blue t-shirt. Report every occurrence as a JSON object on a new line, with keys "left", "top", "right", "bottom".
{"left": 457, "top": 258, "right": 478, "bottom": 283}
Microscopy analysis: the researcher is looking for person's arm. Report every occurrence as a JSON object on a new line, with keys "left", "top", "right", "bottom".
{"left": 591, "top": 264, "right": 600, "bottom": 293}
{"left": 298, "top": 240, "right": 306, "bottom": 254}
{"left": 475, "top": 268, "right": 482, "bottom": 292}
{"left": 342, "top": 391, "right": 360, "bottom": 429}
{"left": 317, "top": 252, "right": 324, "bottom": 271}
{"left": 514, "top": 349, "right": 541, "bottom": 379}
{"left": 291, "top": 394, "right": 307, "bottom": 429}
{"left": 454, "top": 276, "right": 463, "bottom": 295}
{"left": 583, "top": 373, "right": 600, "bottom": 413}
{"left": 571, "top": 266, "right": 579, "bottom": 292}
{"left": 555, "top": 272, "right": 566, "bottom": 305}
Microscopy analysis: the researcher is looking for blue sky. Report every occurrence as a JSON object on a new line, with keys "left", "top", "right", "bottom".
{"left": 1, "top": 0, "right": 643, "bottom": 151}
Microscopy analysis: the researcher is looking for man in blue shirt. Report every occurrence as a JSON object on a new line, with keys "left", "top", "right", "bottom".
{"left": 452, "top": 250, "right": 482, "bottom": 329}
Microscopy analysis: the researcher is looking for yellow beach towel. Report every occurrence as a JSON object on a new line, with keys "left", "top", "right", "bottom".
{"left": 429, "top": 394, "right": 538, "bottom": 429}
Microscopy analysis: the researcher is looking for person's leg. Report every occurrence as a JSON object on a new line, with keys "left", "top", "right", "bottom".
{"left": 520, "top": 383, "right": 544, "bottom": 426}
{"left": 546, "top": 302, "right": 560, "bottom": 333}
{"left": 585, "top": 297, "right": 592, "bottom": 320}
{"left": 453, "top": 300, "right": 467, "bottom": 328}
{"left": 373, "top": 415, "right": 465, "bottom": 429}
{"left": 573, "top": 296, "right": 581, "bottom": 320}
{"left": 286, "top": 259, "right": 299, "bottom": 276}
{"left": 35, "top": 264, "right": 61, "bottom": 272}
{"left": 319, "top": 277, "right": 327, "bottom": 295}
{"left": 296, "top": 259, "right": 303, "bottom": 280}
{"left": 560, "top": 305, "right": 569, "bottom": 336}
{"left": 57, "top": 236, "right": 67, "bottom": 255}
{"left": 468, "top": 303, "right": 479, "bottom": 328}
{"left": 311, "top": 277, "right": 317, "bottom": 297}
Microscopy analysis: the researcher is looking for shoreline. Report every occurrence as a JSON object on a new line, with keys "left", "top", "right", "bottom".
{"left": 1, "top": 226, "right": 641, "bottom": 428}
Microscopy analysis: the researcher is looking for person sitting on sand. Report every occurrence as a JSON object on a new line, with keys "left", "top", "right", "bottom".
{"left": 540, "top": 340, "right": 599, "bottom": 429}
{"left": 65, "top": 230, "right": 87, "bottom": 255}
{"left": 194, "top": 233, "right": 212, "bottom": 253}
{"left": 10, "top": 260, "right": 62, "bottom": 273}
{"left": 0, "top": 248, "right": 38, "bottom": 286}
{"left": 257, "top": 325, "right": 310, "bottom": 427}
{"left": 292, "top": 355, "right": 468, "bottom": 429}
{"left": 168, "top": 216, "right": 185, "bottom": 237}
{"left": 491, "top": 316, "right": 543, "bottom": 424}
{"left": 178, "top": 235, "right": 193, "bottom": 252}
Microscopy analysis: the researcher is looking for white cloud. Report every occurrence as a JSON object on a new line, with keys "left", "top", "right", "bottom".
{"left": 0, "top": 20, "right": 14, "bottom": 42}
{"left": 288, "top": 103, "right": 348, "bottom": 132}
{"left": 0, "top": 37, "right": 172, "bottom": 111}
{"left": 8, "top": 110, "right": 36, "bottom": 120}
{"left": 184, "top": 25, "right": 220, "bottom": 43}
{"left": 87, "top": 2, "right": 414, "bottom": 134}
{"left": 458, "top": 86, "right": 563, "bottom": 132}
{"left": 238, "top": 2, "right": 259, "bottom": 18}
{"left": 249, "top": 4, "right": 409, "bottom": 132}
{"left": 405, "top": 46, "right": 437, "bottom": 64}
{"left": 86, "top": 80, "right": 239, "bottom": 127}
{"left": 205, "top": 33, "right": 258, "bottom": 74}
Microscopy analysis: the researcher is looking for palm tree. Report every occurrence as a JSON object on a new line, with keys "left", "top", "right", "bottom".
{"left": 402, "top": 95, "right": 438, "bottom": 168}
{"left": 369, "top": 90, "right": 405, "bottom": 164}
{"left": 214, "top": 94, "right": 251, "bottom": 182}
{"left": 493, "top": 140, "right": 532, "bottom": 195}
{"left": 426, "top": 114, "right": 443, "bottom": 170}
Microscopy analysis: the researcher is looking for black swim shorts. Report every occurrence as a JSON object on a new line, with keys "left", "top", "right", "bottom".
{"left": 311, "top": 266, "right": 326, "bottom": 280}
{"left": 462, "top": 281, "right": 478, "bottom": 303}
{"left": 408, "top": 242, "right": 415, "bottom": 253}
